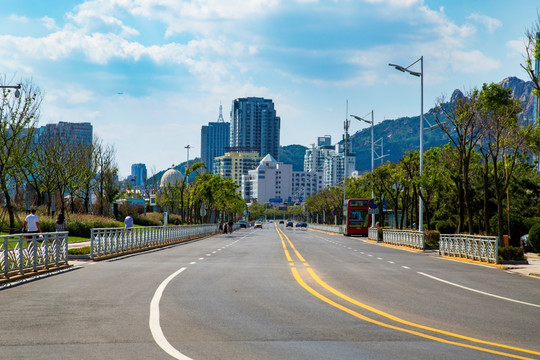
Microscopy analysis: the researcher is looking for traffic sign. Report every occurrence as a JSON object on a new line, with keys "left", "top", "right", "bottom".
{"left": 368, "top": 199, "right": 378, "bottom": 209}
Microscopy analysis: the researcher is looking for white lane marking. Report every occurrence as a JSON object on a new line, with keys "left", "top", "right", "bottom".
{"left": 377, "top": 257, "right": 383, "bottom": 260}
{"left": 189, "top": 262, "right": 196, "bottom": 265}
{"left": 198, "top": 258, "right": 204, "bottom": 260}
{"left": 149, "top": 267, "right": 193, "bottom": 360}
{"left": 388, "top": 261, "right": 395, "bottom": 264}
{"left": 418, "top": 272, "right": 540, "bottom": 308}
{"left": 402, "top": 266, "right": 410, "bottom": 269}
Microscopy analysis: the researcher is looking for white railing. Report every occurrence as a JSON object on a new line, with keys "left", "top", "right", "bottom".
{"left": 368, "top": 227, "right": 379, "bottom": 241}
{"left": 439, "top": 234, "right": 498, "bottom": 264}
{"left": 382, "top": 229, "right": 425, "bottom": 250}
{"left": 307, "top": 224, "right": 344, "bottom": 234}
{"left": 90, "top": 224, "right": 218, "bottom": 260}
{"left": 1, "top": 232, "right": 69, "bottom": 280}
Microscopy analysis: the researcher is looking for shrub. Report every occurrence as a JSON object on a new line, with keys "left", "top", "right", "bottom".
{"left": 436, "top": 220, "right": 456, "bottom": 234}
{"left": 498, "top": 246, "right": 525, "bottom": 262}
{"left": 489, "top": 213, "right": 528, "bottom": 247}
{"left": 134, "top": 215, "right": 161, "bottom": 227}
{"left": 424, "top": 230, "right": 440, "bottom": 249}
{"left": 68, "top": 246, "right": 91, "bottom": 255}
{"left": 529, "top": 223, "right": 540, "bottom": 253}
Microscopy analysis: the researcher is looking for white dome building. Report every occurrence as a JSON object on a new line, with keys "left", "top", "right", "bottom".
{"left": 160, "top": 165, "right": 184, "bottom": 188}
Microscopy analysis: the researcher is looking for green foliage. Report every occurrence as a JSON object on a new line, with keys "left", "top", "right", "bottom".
{"left": 279, "top": 144, "right": 308, "bottom": 171}
{"left": 133, "top": 215, "right": 161, "bottom": 227}
{"left": 68, "top": 246, "right": 91, "bottom": 255}
{"left": 489, "top": 213, "right": 528, "bottom": 247}
{"left": 498, "top": 246, "right": 525, "bottom": 262}
{"left": 435, "top": 220, "right": 456, "bottom": 234}
{"left": 529, "top": 223, "right": 540, "bottom": 252}
{"left": 424, "top": 230, "right": 440, "bottom": 249}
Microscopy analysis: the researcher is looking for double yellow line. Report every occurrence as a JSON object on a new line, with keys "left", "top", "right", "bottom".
{"left": 274, "top": 225, "right": 540, "bottom": 360}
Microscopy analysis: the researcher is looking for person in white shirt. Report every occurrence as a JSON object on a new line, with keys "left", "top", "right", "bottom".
{"left": 23, "top": 209, "right": 42, "bottom": 234}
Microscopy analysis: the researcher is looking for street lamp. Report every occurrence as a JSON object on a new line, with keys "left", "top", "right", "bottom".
{"left": 0, "top": 84, "right": 21, "bottom": 98}
{"left": 389, "top": 56, "right": 423, "bottom": 231}
{"left": 185, "top": 144, "right": 193, "bottom": 185}
{"left": 343, "top": 100, "right": 350, "bottom": 225}
{"left": 350, "top": 111, "right": 375, "bottom": 227}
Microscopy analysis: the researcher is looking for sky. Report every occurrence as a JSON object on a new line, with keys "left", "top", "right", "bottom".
{"left": 0, "top": 0, "right": 538, "bottom": 178}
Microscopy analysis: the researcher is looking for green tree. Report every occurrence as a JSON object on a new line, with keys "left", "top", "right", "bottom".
{"left": 478, "top": 83, "right": 529, "bottom": 243}
{"left": 434, "top": 89, "right": 484, "bottom": 233}
{"left": 0, "top": 80, "right": 42, "bottom": 233}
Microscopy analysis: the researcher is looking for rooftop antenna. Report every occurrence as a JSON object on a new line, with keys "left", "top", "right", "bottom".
{"left": 217, "top": 101, "right": 225, "bottom": 122}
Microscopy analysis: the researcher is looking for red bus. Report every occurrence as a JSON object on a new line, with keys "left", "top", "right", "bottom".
{"left": 345, "top": 198, "right": 371, "bottom": 236}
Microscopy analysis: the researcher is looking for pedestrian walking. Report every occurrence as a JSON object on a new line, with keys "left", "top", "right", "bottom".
{"left": 23, "top": 209, "right": 42, "bottom": 247}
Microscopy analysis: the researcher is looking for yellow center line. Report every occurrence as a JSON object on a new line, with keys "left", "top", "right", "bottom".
{"left": 276, "top": 226, "right": 540, "bottom": 360}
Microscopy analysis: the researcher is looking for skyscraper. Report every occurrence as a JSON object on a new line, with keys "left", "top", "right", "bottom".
{"left": 229, "top": 97, "right": 281, "bottom": 160}
{"left": 131, "top": 163, "right": 147, "bottom": 187}
{"left": 37, "top": 121, "right": 93, "bottom": 146}
{"left": 201, "top": 103, "right": 230, "bottom": 173}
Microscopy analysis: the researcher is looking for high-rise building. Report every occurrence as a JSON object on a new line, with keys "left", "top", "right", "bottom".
{"left": 304, "top": 135, "right": 335, "bottom": 173}
{"left": 131, "top": 163, "right": 147, "bottom": 187}
{"left": 37, "top": 121, "right": 93, "bottom": 146}
{"left": 229, "top": 97, "right": 281, "bottom": 160}
{"left": 201, "top": 104, "right": 230, "bottom": 173}
{"left": 214, "top": 151, "right": 261, "bottom": 187}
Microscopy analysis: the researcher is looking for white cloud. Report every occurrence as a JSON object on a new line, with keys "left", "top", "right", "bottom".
{"left": 42, "top": 16, "right": 59, "bottom": 31}
{"left": 467, "top": 13, "right": 502, "bottom": 34}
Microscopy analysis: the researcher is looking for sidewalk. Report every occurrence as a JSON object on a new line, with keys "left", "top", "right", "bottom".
{"left": 504, "top": 252, "right": 540, "bottom": 279}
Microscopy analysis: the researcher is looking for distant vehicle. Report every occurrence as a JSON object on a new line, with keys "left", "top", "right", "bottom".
{"left": 286, "top": 221, "right": 294, "bottom": 227}
{"left": 254, "top": 221, "right": 263, "bottom": 229}
{"left": 238, "top": 220, "right": 247, "bottom": 228}
{"left": 520, "top": 234, "right": 531, "bottom": 251}
{"left": 279, "top": 220, "right": 284, "bottom": 224}
{"left": 296, "top": 222, "right": 307, "bottom": 228}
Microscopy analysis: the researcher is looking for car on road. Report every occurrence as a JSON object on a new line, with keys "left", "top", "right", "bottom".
{"left": 254, "top": 221, "right": 263, "bottom": 229}
{"left": 279, "top": 220, "right": 284, "bottom": 224}
{"left": 286, "top": 221, "right": 294, "bottom": 227}
{"left": 296, "top": 222, "right": 307, "bottom": 228}
{"left": 238, "top": 220, "right": 247, "bottom": 228}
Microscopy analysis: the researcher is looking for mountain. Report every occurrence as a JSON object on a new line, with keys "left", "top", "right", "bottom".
{"left": 348, "top": 76, "right": 536, "bottom": 173}
{"left": 279, "top": 144, "right": 307, "bottom": 171}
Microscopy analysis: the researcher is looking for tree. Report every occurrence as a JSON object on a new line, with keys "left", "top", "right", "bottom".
{"left": 0, "top": 80, "right": 42, "bottom": 233}
{"left": 94, "top": 139, "right": 118, "bottom": 216}
{"left": 478, "top": 83, "right": 529, "bottom": 244}
{"left": 434, "top": 89, "right": 484, "bottom": 233}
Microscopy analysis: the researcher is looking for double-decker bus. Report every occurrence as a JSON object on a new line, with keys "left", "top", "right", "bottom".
{"left": 344, "top": 198, "right": 371, "bottom": 236}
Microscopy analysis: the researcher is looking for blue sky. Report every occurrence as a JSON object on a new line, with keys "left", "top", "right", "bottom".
{"left": 0, "top": 0, "right": 538, "bottom": 178}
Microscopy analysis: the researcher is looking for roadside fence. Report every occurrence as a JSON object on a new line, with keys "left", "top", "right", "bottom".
{"left": 307, "top": 224, "right": 344, "bottom": 234}
{"left": 382, "top": 229, "right": 425, "bottom": 250}
{"left": 439, "top": 234, "right": 498, "bottom": 264}
{"left": 90, "top": 224, "right": 218, "bottom": 260}
{"left": 1, "top": 232, "right": 69, "bottom": 281}
{"left": 368, "top": 227, "right": 379, "bottom": 241}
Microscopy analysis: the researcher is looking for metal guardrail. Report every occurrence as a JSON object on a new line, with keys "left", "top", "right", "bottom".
{"left": 307, "top": 224, "right": 344, "bottom": 234}
{"left": 382, "top": 229, "right": 425, "bottom": 250}
{"left": 368, "top": 227, "right": 378, "bottom": 241}
{"left": 90, "top": 224, "right": 218, "bottom": 260}
{"left": 439, "top": 234, "right": 498, "bottom": 264}
{"left": 1, "top": 232, "right": 69, "bottom": 280}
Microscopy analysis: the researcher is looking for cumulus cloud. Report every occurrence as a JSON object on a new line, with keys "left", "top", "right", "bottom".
{"left": 467, "top": 13, "right": 502, "bottom": 33}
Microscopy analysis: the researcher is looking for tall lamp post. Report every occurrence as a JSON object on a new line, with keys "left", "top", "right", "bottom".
{"left": 185, "top": 144, "right": 193, "bottom": 185}
{"left": 343, "top": 101, "right": 350, "bottom": 225}
{"left": 350, "top": 110, "right": 375, "bottom": 226}
{"left": 389, "top": 56, "right": 423, "bottom": 231}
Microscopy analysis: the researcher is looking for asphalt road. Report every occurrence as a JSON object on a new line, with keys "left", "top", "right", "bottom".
{"left": 1, "top": 224, "right": 540, "bottom": 360}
